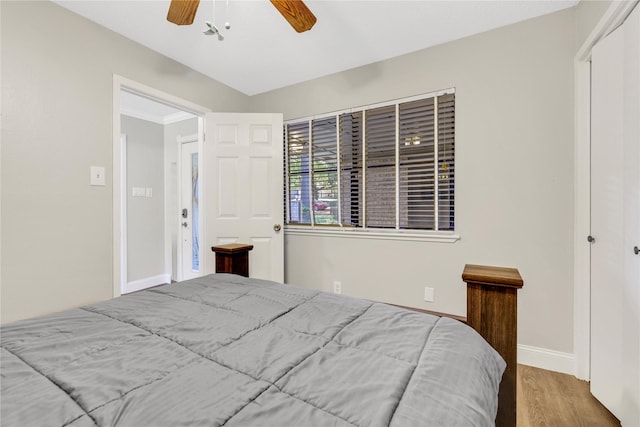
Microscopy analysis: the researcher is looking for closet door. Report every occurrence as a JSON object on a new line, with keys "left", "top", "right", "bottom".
{"left": 591, "top": 21, "right": 624, "bottom": 423}
{"left": 621, "top": 6, "right": 640, "bottom": 426}
{"left": 590, "top": 4, "right": 640, "bottom": 426}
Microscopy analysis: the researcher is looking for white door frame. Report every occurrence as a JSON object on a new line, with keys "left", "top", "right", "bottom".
{"left": 176, "top": 135, "right": 200, "bottom": 282}
{"left": 119, "top": 134, "right": 128, "bottom": 293}
{"left": 573, "top": 0, "right": 639, "bottom": 380}
{"left": 112, "top": 75, "right": 210, "bottom": 297}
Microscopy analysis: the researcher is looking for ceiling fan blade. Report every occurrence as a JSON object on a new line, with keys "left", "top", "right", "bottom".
{"left": 167, "top": 0, "right": 201, "bottom": 26}
{"left": 269, "top": 0, "right": 317, "bottom": 33}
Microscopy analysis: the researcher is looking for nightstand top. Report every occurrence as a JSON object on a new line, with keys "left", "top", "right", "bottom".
{"left": 211, "top": 243, "right": 254, "bottom": 254}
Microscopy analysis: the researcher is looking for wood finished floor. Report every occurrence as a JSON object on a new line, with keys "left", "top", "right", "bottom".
{"left": 517, "top": 364, "right": 621, "bottom": 427}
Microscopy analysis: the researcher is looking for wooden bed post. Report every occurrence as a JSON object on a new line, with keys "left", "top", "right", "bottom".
{"left": 462, "top": 264, "right": 523, "bottom": 427}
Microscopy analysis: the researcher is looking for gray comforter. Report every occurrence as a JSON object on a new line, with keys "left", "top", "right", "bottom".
{"left": 1, "top": 274, "right": 505, "bottom": 426}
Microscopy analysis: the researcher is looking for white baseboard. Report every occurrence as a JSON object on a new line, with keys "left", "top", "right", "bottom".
{"left": 517, "top": 344, "right": 575, "bottom": 376}
{"left": 123, "top": 274, "right": 171, "bottom": 294}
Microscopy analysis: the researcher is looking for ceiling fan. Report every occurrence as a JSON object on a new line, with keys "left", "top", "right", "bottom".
{"left": 166, "top": 0, "right": 317, "bottom": 33}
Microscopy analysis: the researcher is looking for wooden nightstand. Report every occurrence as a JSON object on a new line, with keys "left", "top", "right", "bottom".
{"left": 211, "top": 243, "right": 253, "bottom": 277}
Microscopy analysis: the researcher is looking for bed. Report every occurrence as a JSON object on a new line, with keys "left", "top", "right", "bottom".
{"left": 1, "top": 268, "right": 521, "bottom": 427}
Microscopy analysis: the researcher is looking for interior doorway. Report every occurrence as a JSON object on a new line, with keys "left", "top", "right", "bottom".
{"left": 120, "top": 90, "right": 198, "bottom": 293}
{"left": 113, "top": 76, "right": 209, "bottom": 297}
{"left": 112, "top": 76, "right": 285, "bottom": 297}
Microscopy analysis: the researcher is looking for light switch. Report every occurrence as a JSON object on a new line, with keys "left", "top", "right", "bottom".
{"left": 132, "top": 187, "right": 146, "bottom": 197}
{"left": 145, "top": 188, "right": 153, "bottom": 198}
{"left": 90, "top": 166, "right": 105, "bottom": 186}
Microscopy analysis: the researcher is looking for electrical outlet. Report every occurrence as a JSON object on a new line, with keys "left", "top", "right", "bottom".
{"left": 424, "top": 287, "right": 434, "bottom": 302}
{"left": 333, "top": 281, "right": 342, "bottom": 295}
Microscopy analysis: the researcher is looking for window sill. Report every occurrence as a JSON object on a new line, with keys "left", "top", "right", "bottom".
{"left": 284, "top": 225, "right": 460, "bottom": 243}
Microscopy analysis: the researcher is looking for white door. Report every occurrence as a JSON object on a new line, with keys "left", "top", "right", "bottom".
{"left": 203, "top": 113, "right": 284, "bottom": 282}
{"left": 179, "top": 141, "right": 200, "bottom": 280}
{"left": 621, "top": 5, "right": 640, "bottom": 425}
{"left": 590, "top": 5, "right": 640, "bottom": 425}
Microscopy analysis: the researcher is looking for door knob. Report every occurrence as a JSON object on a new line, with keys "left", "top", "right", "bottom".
{"left": 634, "top": 246, "right": 639, "bottom": 255}
{"left": 273, "top": 224, "right": 282, "bottom": 232}
{"left": 182, "top": 222, "right": 188, "bottom": 228}
{"left": 587, "top": 235, "right": 595, "bottom": 243}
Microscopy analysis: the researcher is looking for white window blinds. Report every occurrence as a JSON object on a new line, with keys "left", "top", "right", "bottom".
{"left": 437, "top": 94, "right": 455, "bottom": 231}
{"left": 285, "top": 89, "right": 455, "bottom": 232}
{"left": 399, "top": 97, "right": 436, "bottom": 230}
{"left": 365, "top": 105, "right": 397, "bottom": 228}
{"left": 285, "top": 122, "right": 311, "bottom": 224}
{"left": 311, "top": 118, "right": 339, "bottom": 225}
{"left": 339, "top": 112, "right": 363, "bottom": 227}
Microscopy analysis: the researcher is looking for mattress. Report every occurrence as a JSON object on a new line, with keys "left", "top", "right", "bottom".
{"left": 1, "top": 274, "right": 505, "bottom": 426}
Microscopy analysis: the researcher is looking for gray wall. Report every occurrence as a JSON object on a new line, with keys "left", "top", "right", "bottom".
{"left": 122, "top": 115, "right": 165, "bottom": 283}
{"left": 251, "top": 8, "right": 577, "bottom": 354}
{"left": 0, "top": 1, "right": 249, "bottom": 324}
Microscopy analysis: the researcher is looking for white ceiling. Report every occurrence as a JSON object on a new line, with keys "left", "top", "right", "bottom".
{"left": 53, "top": 0, "right": 579, "bottom": 96}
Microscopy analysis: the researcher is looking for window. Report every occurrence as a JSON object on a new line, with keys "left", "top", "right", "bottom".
{"left": 285, "top": 89, "right": 455, "bottom": 235}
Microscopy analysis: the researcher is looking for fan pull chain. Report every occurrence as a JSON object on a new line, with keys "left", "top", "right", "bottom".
{"left": 225, "top": 0, "right": 231, "bottom": 29}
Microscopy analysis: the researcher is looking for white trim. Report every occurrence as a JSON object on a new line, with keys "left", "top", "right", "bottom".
{"left": 120, "top": 134, "right": 128, "bottom": 295}
{"left": 394, "top": 104, "right": 400, "bottom": 230}
{"left": 573, "top": 59, "right": 592, "bottom": 381}
{"left": 176, "top": 137, "right": 185, "bottom": 282}
{"left": 165, "top": 112, "right": 196, "bottom": 125}
{"left": 308, "top": 119, "right": 314, "bottom": 226}
{"left": 434, "top": 97, "right": 439, "bottom": 231}
{"left": 123, "top": 274, "right": 171, "bottom": 294}
{"left": 113, "top": 82, "right": 122, "bottom": 298}
{"left": 117, "top": 76, "right": 210, "bottom": 116}
{"left": 285, "top": 87, "right": 456, "bottom": 123}
{"left": 518, "top": 344, "right": 575, "bottom": 376}
{"left": 121, "top": 107, "right": 194, "bottom": 126}
{"left": 113, "top": 74, "right": 210, "bottom": 298}
{"left": 362, "top": 110, "right": 367, "bottom": 227}
{"left": 575, "top": 1, "right": 639, "bottom": 62}
{"left": 284, "top": 125, "right": 291, "bottom": 224}
{"left": 285, "top": 225, "right": 460, "bottom": 243}
{"left": 573, "top": 0, "right": 639, "bottom": 381}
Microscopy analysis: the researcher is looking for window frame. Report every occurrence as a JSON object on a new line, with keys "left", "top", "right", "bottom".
{"left": 284, "top": 88, "right": 459, "bottom": 243}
